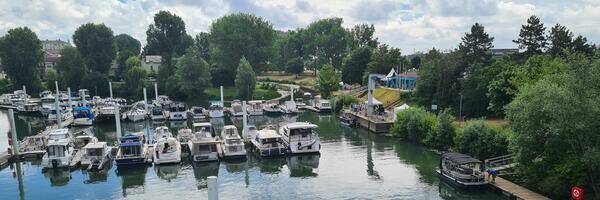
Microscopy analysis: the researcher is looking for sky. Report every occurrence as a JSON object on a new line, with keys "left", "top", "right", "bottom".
{"left": 0, "top": 0, "right": 598, "bottom": 55}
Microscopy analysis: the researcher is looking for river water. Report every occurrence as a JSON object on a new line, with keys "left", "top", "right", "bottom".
{"left": 0, "top": 110, "right": 504, "bottom": 199}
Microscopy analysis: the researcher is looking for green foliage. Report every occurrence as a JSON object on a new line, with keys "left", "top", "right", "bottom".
{"left": 81, "top": 72, "right": 110, "bottom": 96}
{"left": 424, "top": 109, "right": 456, "bottom": 150}
{"left": 506, "top": 53, "right": 600, "bottom": 198}
{"left": 73, "top": 23, "right": 116, "bottom": 74}
{"left": 513, "top": 15, "right": 547, "bottom": 57}
{"left": 303, "top": 18, "right": 349, "bottom": 70}
{"left": 55, "top": 46, "right": 87, "bottom": 89}
{"left": 349, "top": 24, "right": 378, "bottom": 49}
{"left": 459, "top": 23, "right": 494, "bottom": 66}
{"left": 0, "top": 27, "right": 43, "bottom": 92}
{"left": 144, "top": 10, "right": 188, "bottom": 58}
{"left": 315, "top": 64, "right": 340, "bottom": 99}
{"left": 509, "top": 55, "right": 565, "bottom": 91}
{"left": 486, "top": 59, "right": 518, "bottom": 116}
{"left": 235, "top": 57, "right": 257, "bottom": 100}
{"left": 547, "top": 24, "right": 573, "bottom": 58}
{"left": 125, "top": 57, "right": 141, "bottom": 70}
{"left": 274, "top": 30, "right": 305, "bottom": 72}
{"left": 455, "top": 120, "right": 509, "bottom": 160}
{"left": 115, "top": 34, "right": 141, "bottom": 79}
{"left": 390, "top": 107, "right": 436, "bottom": 143}
{"left": 410, "top": 56, "right": 421, "bottom": 69}
{"left": 285, "top": 57, "right": 304, "bottom": 76}
{"left": 210, "top": 13, "right": 275, "bottom": 86}
{"left": 342, "top": 47, "right": 372, "bottom": 84}
{"left": 124, "top": 66, "right": 147, "bottom": 99}
{"left": 175, "top": 47, "right": 212, "bottom": 100}
{"left": 0, "top": 79, "right": 14, "bottom": 94}
{"left": 331, "top": 94, "right": 359, "bottom": 114}
{"left": 414, "top": 49, "right": 461, "bottom": 111}
{"left": 194, "top": 32, "right": 210, "bottom": 61}
{"left": 365, "top": 44, "right": 405, "bottom": 75}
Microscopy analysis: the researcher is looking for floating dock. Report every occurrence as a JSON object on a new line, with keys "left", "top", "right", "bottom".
{"left": 347, "top": 111, "right": 393, "bottom": 134}
{"left": 490, "top": 177, "right": 550, "bottom": 200}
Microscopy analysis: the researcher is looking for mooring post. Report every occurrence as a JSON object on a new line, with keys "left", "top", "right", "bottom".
{"left": 67, "top": 87, "right": 72, "bottom": 109}
{"left": 8, "top": 109, "right": 19, "bottom": 156}
{"left": 114, "top": 106, "right": 122, "bottom": 139}
{"left": 143, "top": 88, "right": 148, "bottom": 113}
{"left": 109, "top": 81, "right": 113, "bottom": 99}
{"left": 154, "top": 82, "right": 158, "bottom": 101}
{"left": 220, "top": 86, "right": 224, "bottom": 105}
{"left": 208, "top": 176, "right": 218, "bottom": 200}
{"left": 242, "top": 101, "right": 248, "bottom": 140}
{"left": 54, "top": 81, "right": 62, "bottom": 128}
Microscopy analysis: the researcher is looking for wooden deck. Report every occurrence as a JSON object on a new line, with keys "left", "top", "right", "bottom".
{"left": 490, "top": 177, "right": 550, "bottom": 200}
{"left": 347, "top": 111, "right": 394, "bottom": 133}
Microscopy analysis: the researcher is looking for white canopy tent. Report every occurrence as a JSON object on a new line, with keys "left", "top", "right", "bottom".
{"left": 384, "top": 68, "right": 397, "bottom": 81}
{"left": 364, "top": 98, "right": 383, "bottom": 106}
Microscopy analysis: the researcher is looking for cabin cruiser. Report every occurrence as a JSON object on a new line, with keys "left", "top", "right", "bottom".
{"left": 72, "top": 128, "right": 97, "bottom": 149}
{"left": 19, "top": 126, "right": 57, "bottom": 159}
{"left": 220, "top": 125, "right": 246, "bottom": 160}
{"left": 152, "top": 126, "right": 181, "bottom": 164}
{"left": 437, "top": 152, "right": 487, "bottom": 188}
{"left": 40, "top": 91, "right": 56, "bottom": 116}
{"left": 16, "top": 98, "right": 41, "bottom": 115}
{"left": 78, "top": 89, "right": 91, "bottom": 102}
{"left": 177, "top": 128, "right": 193, "bottom": 152}
{"left": 169, "top": 102, "right": 187, "bottom": 120}
{"left": 115, "top": 132, "right": 148, "bottom": 167}
{"left": 95, "top": 98, "right": 127, "bottom": 120}
{"left": 187, "top": 106, "right": 207, "bottom": 120}
{"left": 126, "top": 101, "right": 148, "bottom": 122}
{"left": 188, "top": 122, "right": 220, "bottom": 162}
{"left": 80, "top": 142, "right": 111, "bottom": 170}
{"left": 314, "top": 99, "right": 332, "bottom": 113}
{"left": 295, "top": 98, "right": 307, "bottom": 110}
{"left": 73, "top": 106, "right": 94, "bottom": 126}
{"left": 229, "top": 100, "right": 244, "bottom": 117}
{"left": 150, "top": 107, "right": 167, "bottom": 121}
{"left": 247, "top": 100, "right": 264, "bottom": 116}
{"left": 48, "top": 106, "right": 74, "bottom": 127}
{"left": 279, "top": 122, "right": 321, "bottom": 154}
{"left": 281, "top": 100, "right": 299, "bottom": 114}
{"left": 41, "top": 128, "right": 74, "bottom": 170}
{"left": 153, "top": 95, "right": 173, "bottom": 109}
{"left": 250, "top": 126, "right": 287, "bottom": 157}
{"left": 338, "top": 111, "right": 357, "bottom": 127}
{"left": 208, "top": 101, "right": 224, "bottom": 118}
{"left": 263, "top": 103, "right": 283, "bottom": 116}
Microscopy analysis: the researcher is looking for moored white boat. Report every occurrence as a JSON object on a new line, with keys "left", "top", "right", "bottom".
{"left": 152, "top": 126, "right": 181, "bottom": 164}
{"left": 220, "top": 125, "right": 246, "bottom": 160}
{"left": 208, "top": 101, "right": 224, "bottom": 118}
{"left": 229, "top": 100, "right": 244, "bottom": 117}
{"left": 187, "top": 106, "right": 207, "bottom": 120}
{"left": 279, "top": 122, "right": 321, "bottom": 154}
{"left": 73, "top": 106, "right": 94, "bottom": 126}
{"left": 41, "top": 128, "right": 74, "bottom": 170}
{"left": 150, "top": 107, "right": 167, "bottom": 121}
{"left": 80, "top": 141, "right": 111, "bottom": 170}
{"left": 247, "top": 100, "right": 264, "bottom": 116}
{"left": 169, "top": 102, "right": 187, "bottom": 120}
{"left": 188, "top": 122, "right": 220, "bottom": 162}
{"left": 250, "top": 126, "right": 287, "bottom": 157}
{"left": 115, "top": 132, "right": 148, "bottom": 167}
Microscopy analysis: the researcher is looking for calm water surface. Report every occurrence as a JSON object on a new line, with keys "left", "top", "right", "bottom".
{"left": 0, "top": 110, "right": 504, "bottom": 199}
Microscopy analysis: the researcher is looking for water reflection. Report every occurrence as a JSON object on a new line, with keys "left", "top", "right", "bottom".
{"left": 192, "top": 161, "right": 219, "bottom": 189}
{"left": 115, "top": 166, "right": 147, "bottom": 197}
{"left": 83, "top": 161, "right": 112, "bottom": 184}
{"left": 287, "top": 154, "right": 320, "bottom": 177}
{"left": 154, "top": 164, "right": 182, "bottom": 181}
{"left": 43, "top": 169, "right": 72, "bottom": 187}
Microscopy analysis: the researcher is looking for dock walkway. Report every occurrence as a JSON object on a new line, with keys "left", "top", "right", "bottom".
{"left": 490, "top": 177, "right": 550, "bottom": 200}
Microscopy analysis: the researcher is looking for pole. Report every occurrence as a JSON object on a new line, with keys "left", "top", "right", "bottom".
{"left": 22, "top": 85, "right": 26, "bottom": 95}
{"left": 220, "top": 86, "right": 224, "bottom": 105}
{"left": 367, "top": 74, "right": 374, "bottom": 117}
{"left": 109, "top": 82, "right": 113, "bottom": 99}
{"left": 459, "top": 93, "right": 463, "bottom": 124}
{"left": 143, "top": 88, "right": 148, "bottom": 113}
{"left": 8, "top": 109, "right": 19, "bottom": 156}
{"left": 154, "top": 82, "right": 158, "bottom": 101}
{"left": 207, "top": 176, "right": 218, "bottom": 200}
{"left": 115, "top": 106, "right": 122, "bottom": 139}
{"left": 67, "top": 87, "right": 72, "bottom": 109}
{"left": 54, "top": 81, "right": 62, "bottom": 128}
{"left": 242, "top": 101, "right": 248, "bottom": 141}
{"left": 290, "top": 86, "right": 294, "bottom": 103}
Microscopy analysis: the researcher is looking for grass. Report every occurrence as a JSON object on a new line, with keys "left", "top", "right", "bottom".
{"left": 256, "top": 74, "right": 316, "bottom": 89}
{"left": 359, "top": 87, "right": 404, "bottom": 108}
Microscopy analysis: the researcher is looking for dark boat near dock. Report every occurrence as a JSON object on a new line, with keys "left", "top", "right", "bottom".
{"left": 436, "top": 152, "right": 487, "bottom": 188}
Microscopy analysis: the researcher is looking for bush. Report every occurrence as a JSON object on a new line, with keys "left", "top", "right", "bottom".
{"left": 455, "top": 120, "right": 510, "bottom": 160}
{"left": 331, "top": 94, "right": 359, "bottom": 113}
{"left": 390, "top": 107, "right": 436, "bottom": 143}
{"left": 0, "top": 79, "right": 14, "bottom": 94}
{"left": 424, "top": 109, "right": 456, "bottom": 150}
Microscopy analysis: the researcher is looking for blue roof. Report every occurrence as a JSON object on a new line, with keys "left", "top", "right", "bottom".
{"left": 119, "top": 141, "right": 142, "bottom": 147}
{"left": 73, "top": 106, "right": 92, "bottom": 111}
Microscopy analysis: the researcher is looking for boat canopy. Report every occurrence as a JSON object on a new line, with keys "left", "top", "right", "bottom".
{"left": 442, "top": 152, "right": 481, "bottom": 165}
{"left": 120, "top": 134, "right": 142, "bottom": 143}
{"left": 119, "top": 141, "right": 143, "bottom": 147}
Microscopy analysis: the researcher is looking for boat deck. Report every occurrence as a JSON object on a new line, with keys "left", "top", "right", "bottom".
{"left": 347, "top": 111, "right": 393, "bottom": 133}
{"left": 69, "top": 149, "right": 85, "bottom": 168}
{"left": 0, "top": 152, "right": 11, "bottom": 167}
{"left": 490, "top": 177, "right": 550, "bottom": 200}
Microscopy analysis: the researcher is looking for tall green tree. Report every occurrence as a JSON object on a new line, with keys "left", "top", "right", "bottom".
{"left": 73, "top": 23, "right": 116, "bottom": 74}
{"left": 513, "top": 15, "right": 547, "bottom": 57}
{"left": 124, "top": 66, "right": 147, "bottom": 98}
{"left": 315, "top": 64, "right": 341, "bottom": 99}
{"left": 547, "top": 24, "right": 573, "bottom": 58}
{"left": 459, "top": 23, "right": 494, "bottom": 66}
{"left": 349, "top": 24, "right": 378, "bottom": 49}
{"left": 506, "top": 53, "right": 600, "bottom": 198}
{"left": 210, "top": 13, "right": 275, "bottom": 86}
{"left": 175, "top": 47, "right": 212, "bottom": 100}
{"left": 456, "top": 120, "right": 509, "bottom": 160}
{"left": 424, "top": 109, "right": 455, "bottom": 150}
{"left": 486, "top": 59, "right": 518, "bottom": 117}
{"left": 572, "top": 35, "right": 595, "bottom": 56}
{"left": 414, "top": 49, "right": 461, "bottom": 111}
{"left": 342, "top": 47, "right": 372, "bottom": 84}
{"left": 55, "top": 46, "right": 87, "bottom": 88}
{"left": 234, "top": 57, "right": 256, "bottom": 100}
{"left": 0, "top": 27, "right": 43, "bottom": 92}
{"left": 194, "top": 32, "right": 211, "bottom": 61}
{"left": 365, "top": 44, "right": 405, "bottom": 75}
{"left": 115, "top": 34, "right": 141, "bottom": 79}
{"left": 285, "top": 57, "right": 304, "bottom": 77}
{"left": 81, "top": 72, "right": 110, "bottom": 96}
{"left": 410, "top": 56, "right": 421, "bottom": 69}
{"left": 274, "top": 30, "right": 305, "bottom": 72}
{"left": 303, "top": 18, "right": 349, "bottom": 71}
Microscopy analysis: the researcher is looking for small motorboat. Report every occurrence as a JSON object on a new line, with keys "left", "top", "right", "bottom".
{"left": 229, "top": 100, "right": 244, "bottom": 117}
{"left": 169, "top": 102, "right": 187, "bottom": 121}
{"left": 115, "top": 132, "right": 148, "bottom": 167}
{"left": 208, "top": 101, "right": 224, "bottom": 118}
{"left": 152, "top": 126, "right": 182, "bottom": 165}
{"left": 263, "top": 103, "right": 283, "bottom": 116}
{"left": 220, "top": 125, "right": 246, "bottom": 160}
{"left": 187, "top": 106, "right": 207, "bottom": 120}
{"left": 73, "top": 106, "right": 95, "bottom": 126}
{"left": 188, "top": 122, "right": 220, "bottom": 162}
{"left": 177, "top": 128, "right": 193, "bottom": 153}
{"left": 338, "top": 111, "right": 357, "bottom": 127}
{"left": 41, "top": 128, "right": 74, "bottom": 170}
{"left": 150, "top": 107, "right": 167, "bottom": 121}
{"left": 80, "top": 142, "right": 111, "bottom": 170}
{"left": 279, "top": 122, "right": 321, "bottom": 154}
{"left": 250, "top": 126, "right": 287, "bottom": 157}
{"left": 247, "top": 100, "right": 264, "bottom": 116}
{"left": 436, "top": 152, "right": 487, "bottom": 188}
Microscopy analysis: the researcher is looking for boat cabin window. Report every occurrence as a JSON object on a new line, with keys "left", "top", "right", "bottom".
{"left": 121, "top": 146, "right": 141, "bottom": 156}
{"left": 47, "top": 145, "right": 65, "bottom": 157}
{"left": 260, "top": 138, "right": 280, "bottom": 145}
{"left": 290, "top": 128, "right": 311, "bottom": 137}
{"left": 227, "top": 139, "right": 242, "bottom": 145}
{"left": 87, "top": 148, "right": 103, "bottom": 156}
{"left": 321, "top": 103, "right": 330, "bottom": 107}
{"left": 224, "top": 128, "right": 236, "bottom": 136}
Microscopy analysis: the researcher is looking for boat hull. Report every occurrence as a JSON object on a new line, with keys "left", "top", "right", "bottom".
{"left": 436, "top": 170, "right": 488, "bottom": 188}
{"left": 115, "top": 157, "right": 146, "bottom": 167}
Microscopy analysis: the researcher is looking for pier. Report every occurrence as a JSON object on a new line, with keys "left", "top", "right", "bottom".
{"left": 347, "top": 110, "right": 393, "bottom": 133}
{"left": 485, "top": 154, "right": 550, "bottom": 200}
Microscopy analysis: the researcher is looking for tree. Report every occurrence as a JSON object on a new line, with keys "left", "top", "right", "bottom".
{"left": 274, "top": 30, "right": 305, "bottom": 72}
{"left": 390, "top": 107, "right": 436, "bottom": 143}
{"left": 234, "top": 57, "right": 256, "bottom": 100}
{"left": 124, "top": 66, "right": 147, "bottom": 98}
{"left": 342, "top": 47, "right": 372, "bottom": 84}
{"left": 349, "top": 24, "right": 378, "bottom": 49}
{"left": 365, "top": 44, "right": 405, "bottom": 75}
{"left": 513, "top": 15, "right": 547, "bottom": 57}
{"left": 572, "top": 35, "right": 595, "bottom": 56}
{"left": 486, "top": 59, "right": 518, "bottom": 117}
{"left": 194, "top": 32, "right": 211, "bottom": 61}
{"left": 315, "top": 64, "right": 341, "bottom": 99}
{"left": 455, "top": 120, "right": 509, "bottom": 160}
{"left": 73, "top": 23, "right": 116, "bottom": 74}
{"left": 547, "top": 24, "right": 573, "bottom": 58}
{"left": 424, "top": 109, "right": 456, "bottom": 150}
{"left": 506, "top": 53, "right": 600, "bottom": 197}
{"left": 115, "top": 34, "right": 141, "bottom": 79}
{"left": 210, "top": 13, "right": 275, "bottom": 85}
{"left": 124, "top": 56, "right": 141, "bottom": 71}
{"left": 81, "top": 72, "right": 110, "bottom": 96}
{"left": 303, "top": 18, "right": 349, "bottom": 71}
{"left": 414, "top": 49, "right": 462, "bottom": 111}
{"left": 459, "top": 23, "right": 494, "bottom": 66}
{"left": 175, "top": 47, "right": 212, "bottom": 100}
{"left": 410, "top": 56, "right": 421, "bottom": 69}
{"left": 509, "top": 55, "right": 565, "bottom": 91}
{"left": 285, "top": 57, "right": 304, "bottom": 77}
{"left": 0, "top": 27, "right": 43, "bottom": 92}
{"left": 55, "top": 46, "right": 87, "bottom": 88}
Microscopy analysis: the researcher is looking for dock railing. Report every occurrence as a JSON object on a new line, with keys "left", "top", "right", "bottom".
{"left": 484, "top": 154, "right": 515, "bottom": 171}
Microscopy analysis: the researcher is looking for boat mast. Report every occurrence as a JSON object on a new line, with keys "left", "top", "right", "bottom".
{"left": 114, "top": 105, "right": 122, "bottom": 139}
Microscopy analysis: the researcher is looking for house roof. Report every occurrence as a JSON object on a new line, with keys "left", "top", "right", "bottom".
{"left": 144, "top": 55, "right": 162, "bottom": 63}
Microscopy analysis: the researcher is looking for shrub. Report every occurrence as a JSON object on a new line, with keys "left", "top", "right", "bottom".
{"left": 455, "top": 120, "right": 510, "bottom": 160}
{"left": 424, "top": 109, "right": 456, "bottom": 150}
{"left": 390, "top": 107, "right": 436, "bottom": 143}
{"left": 331, "top": 94, "right": 359, "bottom": 113}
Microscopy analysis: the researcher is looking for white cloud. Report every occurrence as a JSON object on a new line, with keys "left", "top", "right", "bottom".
{"left": 0, "top": 0, "right": 597, "bottom": 54}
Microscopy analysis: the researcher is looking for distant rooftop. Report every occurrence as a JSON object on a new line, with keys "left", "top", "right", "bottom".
{"left": 144, "top": 55, "right": 162, "bottom": 63}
